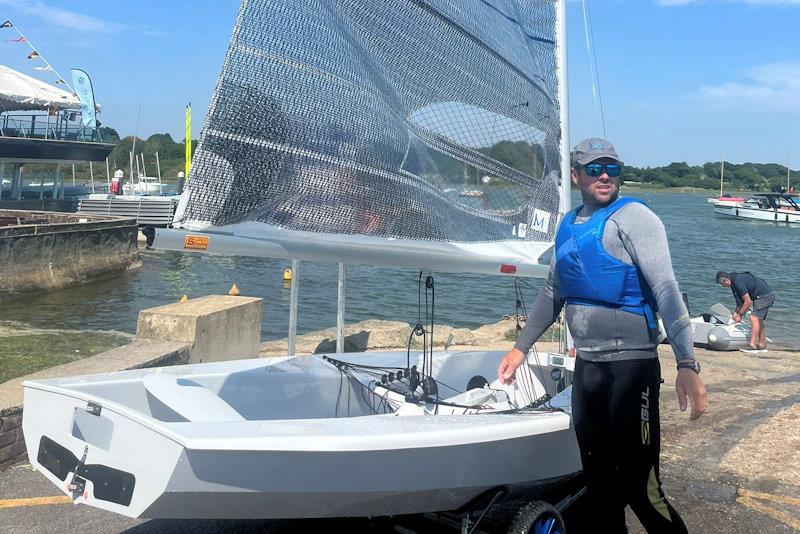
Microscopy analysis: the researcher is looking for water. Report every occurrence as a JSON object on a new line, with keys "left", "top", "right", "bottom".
{"left": 1, "top": 191, "right": 798, "bottom": 380}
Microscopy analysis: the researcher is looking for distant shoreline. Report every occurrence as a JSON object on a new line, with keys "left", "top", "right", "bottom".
{"left": 621, "top": 185, "right": 718, "bottom": 194}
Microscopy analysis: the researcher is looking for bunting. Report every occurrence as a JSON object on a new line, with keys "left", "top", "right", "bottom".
{"left": 27, "top": 50, "right": 39, "bottom": 59}
{"left": 5, "top": 36, "right": 25, "bottom": 43}
{"left": 0, "top": 21, "right": 12, "bottom": 28}
{"left": 55, "top": 78, "right": 65, "bottom": 84}
{"left": 33, "top": 65, "right": 52, "bottom": 71}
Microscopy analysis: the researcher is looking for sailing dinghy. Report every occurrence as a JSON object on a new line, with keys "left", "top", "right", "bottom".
{"left": 24, "top": 351, "right": 580, "bottom": 518}
{"left": 24, "top": 0, "right": 580, "bottom": 521}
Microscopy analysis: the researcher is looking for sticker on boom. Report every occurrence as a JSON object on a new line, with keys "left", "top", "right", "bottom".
{"left": 184, "top": 235, "right": 209, "bottom": 250}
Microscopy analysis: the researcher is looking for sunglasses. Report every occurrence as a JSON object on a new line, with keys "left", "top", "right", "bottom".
{"left": 583, "top": 163, "right": 622, "bottom": 177}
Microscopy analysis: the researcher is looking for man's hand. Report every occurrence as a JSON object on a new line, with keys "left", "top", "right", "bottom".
{"left": 497, "top": 348, "right": 526, "bottom": 385}
{"left": 732, "top": 312, "right": 742, "bottom": 323}
{"left": 676, "top": 368, "right": 707, "bottom": 420}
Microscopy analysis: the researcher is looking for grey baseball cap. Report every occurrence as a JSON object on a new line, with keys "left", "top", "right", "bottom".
{"left": 570, "top": 137, "right": 623, "bottom": 166}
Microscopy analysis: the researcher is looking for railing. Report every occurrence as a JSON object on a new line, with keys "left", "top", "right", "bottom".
{"left": 0, "top": 113, "right": 102, "bottom": 143}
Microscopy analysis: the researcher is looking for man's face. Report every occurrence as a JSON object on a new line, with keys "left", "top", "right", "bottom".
{"left": 719, "top": 278, "right": 732, "bottom": 288}
{"left": 571, "top": 157, "right": 620, "bottom": 206}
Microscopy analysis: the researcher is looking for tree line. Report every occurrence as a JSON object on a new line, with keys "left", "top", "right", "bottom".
{"left": 620, "top": 161, "right": 796, "bottom": 191}
{"left": 67, "top": 130, "right": 798, "bottom": 193}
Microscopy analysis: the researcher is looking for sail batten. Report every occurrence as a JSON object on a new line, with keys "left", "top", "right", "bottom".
{"left": 175, "top": 0, "right": 565, "bottom": 276}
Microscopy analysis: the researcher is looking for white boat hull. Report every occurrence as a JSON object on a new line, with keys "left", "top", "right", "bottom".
{"left": 23, "top": 351, "right": 581, "bottom": 519}
{"left": 714, "top": 204, "right": 800, "bottom": 223}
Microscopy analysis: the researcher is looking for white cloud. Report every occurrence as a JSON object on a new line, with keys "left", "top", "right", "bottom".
{"left": 657, "top": 0, "right": 800, "bottom": 5}
{"left": 0, "top": 0, "right": 122, "bottom": 32}
{"left": 0, "top": 0, "right": 164, "bottom": 36}
{"left": 694, "top": 62, "right": 800, "bottom": 113}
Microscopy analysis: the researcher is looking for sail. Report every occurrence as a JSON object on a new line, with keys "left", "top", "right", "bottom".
{"left": 172, "top": 0, "right": 567, "bottom": 276}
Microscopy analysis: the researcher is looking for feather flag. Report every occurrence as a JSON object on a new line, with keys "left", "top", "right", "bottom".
{"left": 0, "top": 21, "right": 13, "bottom": 28}
{"left": 70, "top": 68, "right": 97, "bottom": 129}
{"left": 27, "top": 50, "right": 39, "bottom": 59}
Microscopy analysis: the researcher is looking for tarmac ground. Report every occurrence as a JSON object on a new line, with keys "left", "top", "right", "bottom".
{"left": 0, "top": 345, "right": 798, "bottom": 533}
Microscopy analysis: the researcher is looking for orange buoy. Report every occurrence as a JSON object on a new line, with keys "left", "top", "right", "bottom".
{"left": 283, "top": 268, "right": 292, "bottom": 282}
{"left": 179, "top": 294, "right": 189, "bottom": 302}
{"left": 229, "top": 283, "right": 240, "bottom": 296}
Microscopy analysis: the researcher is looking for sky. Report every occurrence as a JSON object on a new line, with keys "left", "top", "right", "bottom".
{"left": 0, "top": 0, "right": 798, "bottom": 168}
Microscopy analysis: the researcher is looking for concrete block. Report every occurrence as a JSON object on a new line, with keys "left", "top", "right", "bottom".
{"left": 136, "top": 295, "right": 262, "bottom": 364}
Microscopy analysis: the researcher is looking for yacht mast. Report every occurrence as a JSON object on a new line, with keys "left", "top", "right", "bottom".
{"left": 557, "top": 0, "right": 571, "bottom": 217}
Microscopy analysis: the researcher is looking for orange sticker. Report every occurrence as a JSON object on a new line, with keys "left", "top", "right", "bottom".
{"left": 184, "top": 235, "right": 209, "bottom": 250}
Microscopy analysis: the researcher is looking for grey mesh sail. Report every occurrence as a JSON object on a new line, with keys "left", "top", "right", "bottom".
{"left": 173, "top": 0, "right": 567, "bottom": 276}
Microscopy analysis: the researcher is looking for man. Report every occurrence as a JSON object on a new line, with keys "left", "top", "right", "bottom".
{"left": 715, "top": 271, "right": 775, "bottom": 353}
{"left": 498, "top": 138, "right": 707, "bottom": 533}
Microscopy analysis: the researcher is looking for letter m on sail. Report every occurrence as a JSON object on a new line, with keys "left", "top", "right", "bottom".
{"left": 531, "top": 209, "right": 551, "bottom": 234}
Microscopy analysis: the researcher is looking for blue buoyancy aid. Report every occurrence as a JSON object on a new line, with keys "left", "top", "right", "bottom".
{"left": 554, "top": 197, "right": 658, "bottom": 331}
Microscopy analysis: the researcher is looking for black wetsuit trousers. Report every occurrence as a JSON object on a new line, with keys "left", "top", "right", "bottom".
{"left": 572, "top": 356, "right": 688, "bottom": 534}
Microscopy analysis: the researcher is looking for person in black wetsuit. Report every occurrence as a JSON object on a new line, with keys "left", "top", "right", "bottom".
{"left": 715, "top": 271, "right": 775, "bottom": 353}
{"left": 497, "top": 138, "right": 707, "bottom": 533}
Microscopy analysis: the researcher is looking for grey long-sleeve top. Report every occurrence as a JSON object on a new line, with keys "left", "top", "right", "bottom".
{"left": 514, "top": 201, "right": 694, "bottom": 363}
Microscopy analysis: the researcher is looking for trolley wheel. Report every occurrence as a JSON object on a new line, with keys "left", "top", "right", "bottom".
{"left": 508, "top": 500, "right": 566, "bottom": 534}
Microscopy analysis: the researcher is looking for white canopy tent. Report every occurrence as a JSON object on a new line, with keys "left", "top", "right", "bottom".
{"left": 0, "top": 64, "right": 81, "bottom": 112}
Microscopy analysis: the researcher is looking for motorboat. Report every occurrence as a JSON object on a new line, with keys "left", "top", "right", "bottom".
{"left": 707, "top": 193, "right": 745, "bottom": 206}
{"left": 690, "top": 303, "right": 751, "bottom": 350}
{"left": 122, "top": 176, "right": 163, "bottom": 196}
{"left": 714, "top": 193, "right": 800, "bottom": 223}
{"left": 23, "top": 350, "right": 581, "bottom": 519}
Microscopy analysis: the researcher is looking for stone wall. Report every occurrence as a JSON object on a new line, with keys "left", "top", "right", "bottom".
{"left": 0, "top": 407, "right": 24, "bottom": 470}
{"left": 0, "top": 210, "right": 141, "bottom": 295}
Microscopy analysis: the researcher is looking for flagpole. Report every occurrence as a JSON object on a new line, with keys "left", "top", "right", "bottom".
{"left": 184, "top": 103, "right": 192, "bottom": 181}
{"left": 1, "top": 21, "right": 74, "bottom": 92}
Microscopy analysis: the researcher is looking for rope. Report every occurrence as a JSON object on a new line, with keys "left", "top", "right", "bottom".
{"left": 581, "top": 0, "right": 607, "bottom": 138}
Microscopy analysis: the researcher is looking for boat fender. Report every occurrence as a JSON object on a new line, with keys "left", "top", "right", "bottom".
{"left": 707, "top": 326, "right": 732, "bottom": 350}
{"left": 283, "top": 268, "right": 292, "bottom": 281}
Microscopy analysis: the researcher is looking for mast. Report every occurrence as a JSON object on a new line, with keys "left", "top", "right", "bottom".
{"left": 788, "top": 148, "right": 791, "bottom": 192}
{"left": 155, "top": 151, "right": 163, "bottom": 194}
{"left": 557, "top": 0, "right": 571, "bottom": 217}
{"left": 720, "top": 152, "right": 725, "bottom": 197}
